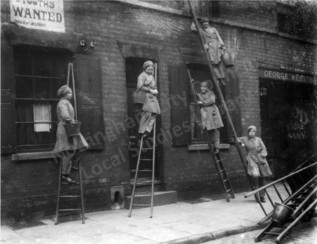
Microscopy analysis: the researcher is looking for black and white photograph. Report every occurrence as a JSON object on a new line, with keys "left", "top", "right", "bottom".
{"left": 1, "top": 0, "right": 317, "bottom": 243}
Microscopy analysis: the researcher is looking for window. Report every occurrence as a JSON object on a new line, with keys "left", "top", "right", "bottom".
{"left": 187, "top": 64, "right": 228, "bottom": 144}
{"left": 13, "top": 46, "right": 71, "bottom": 152}
{"left": 277, "top": 2, "right": 317, "bottom": 39}
{"left": 192, "top": 0, "right": 220, "bottom": 18}
{"left": 168, "top": 64, "right": 235, "bottom": 147}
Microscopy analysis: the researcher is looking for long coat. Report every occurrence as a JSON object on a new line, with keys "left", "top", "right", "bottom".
{"left": 54, "top": 98, "right": 88, "bottom": 152}
{"left": 197, "top": 91, "right": 223, "bottom": 130}
{"left": 137, "top": 71, "right": 161, "bottom": 114}
{"left": 239, "top": 136, "right": 273, "bottom": 177}
{"left": 199, "top": 27, "right": 224, "bottom": 65}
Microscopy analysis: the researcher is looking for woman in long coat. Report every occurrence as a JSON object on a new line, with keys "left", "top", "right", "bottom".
{"left": 238, "top": 125, "right": 273, "bottom": 202}
{"left": 137, "top": 61, "right": 161, "bottom": 136}
{"left": 54, "top": 85, "right": 88, "bottom": 184}
{"left": 199, "top": 17, "right": 226, "bottom": 84}
{"left": 197, "top": 80, "right": 224, "bottom": 153}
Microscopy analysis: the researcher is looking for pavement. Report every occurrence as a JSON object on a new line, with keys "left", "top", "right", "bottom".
{"left": 0, "top": 188, "right": 294, "bottom": 244}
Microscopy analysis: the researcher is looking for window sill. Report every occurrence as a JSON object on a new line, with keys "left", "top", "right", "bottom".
{"left": 188, "top": 143, "right": 230, "bottom": 151}
{"left": 12, "top": 151, "right": 57, "bottom": 162}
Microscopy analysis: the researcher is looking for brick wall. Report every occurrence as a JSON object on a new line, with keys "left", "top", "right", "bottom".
{"left": 1, "top": 0, "right": 316, "bottom": 220}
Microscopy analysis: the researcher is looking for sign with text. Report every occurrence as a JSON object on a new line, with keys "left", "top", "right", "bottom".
{"left": 259, "top": 68, "right": 317, "bottom": 85}
{"left": 10, "top": 0, "right": 65, "bottom": 33}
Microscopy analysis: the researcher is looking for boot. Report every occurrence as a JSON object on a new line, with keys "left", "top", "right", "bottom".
{"left": 61, "top": 174, "right": 77, "bottom": 185}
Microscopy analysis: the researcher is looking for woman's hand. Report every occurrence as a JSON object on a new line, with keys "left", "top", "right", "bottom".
{"left": 197, "top": 101, "right": 203, "bottom": 105}
{"left": 237, "top": 139, "right": 245, "bottom": 147}
{"left": 204, "top": 43, "right": 209, "bottom": 51}
{"left": 150, "top": 89, "right": 158, "bottom": 95}
{"left": 65, "top": 117, "right": 72, "bottom": 124}
{"left": 190, "top": 22, "right": 197, "bottom": 32}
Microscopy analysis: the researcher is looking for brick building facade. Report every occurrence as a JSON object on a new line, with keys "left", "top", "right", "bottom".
{"left": 1, "top": 0, "right": 316, "bottom": 221}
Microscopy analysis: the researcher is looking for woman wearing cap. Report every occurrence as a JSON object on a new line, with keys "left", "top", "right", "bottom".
{"left": 238, "top": 125, "right": 273, "bottom": 203}
{"left": 137, "top": 61, "right": 161, "bottom": 137}
{"left": 197, "top": 80, "right": 223, "bottom": 154}
{"left": 54, "top": 85, "right": 88, "bottom": 184}
{"left": 192, "top": 17, "right": 226, "bottom": 85}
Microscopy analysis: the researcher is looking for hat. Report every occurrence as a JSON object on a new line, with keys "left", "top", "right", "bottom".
{"left": 201, "top": 17, "right": 209, "bottom": 23}
{"left": 201, "top": 80, "right": 213, "bottom": 89}
{"left": 57, "top": 85, "right": 71, "bottom": 98}
{"left": 247, "top": 125, "right": 257, "bottom": 133}
{"left": 143, "top": 61, "right": 154, "bottom": 70}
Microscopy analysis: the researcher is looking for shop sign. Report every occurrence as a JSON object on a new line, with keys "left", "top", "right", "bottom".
{"left": 10, "top": 0, "right": 65, "bottom": 33}
{"left": 259, "top": 68, "right": 317, "bottom": 84}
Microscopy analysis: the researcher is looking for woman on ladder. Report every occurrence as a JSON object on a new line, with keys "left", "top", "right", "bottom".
{"left": 197, "top": 80, "right": 224, "bottom": 155}
{"left": 54, "top": 85, "right": 88, "bottom": 184}
{"left": 137, "top": 61, "right": 161, "bottom": 138}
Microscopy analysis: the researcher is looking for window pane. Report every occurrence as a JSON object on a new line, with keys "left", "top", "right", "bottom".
{"left": 190, "top": 103, "right": 204, "bottom": 141}
{"left": 34, "top": 78, "right": 51, "bottom": 99}
{"left": 16, "top": 77, "right": 33, "bottom": 98}
{"left": 16, "top": 101, "right": 33, "bottom": 122}
{"left": 33, "top": 54, "right": 51, "bottom": 76}
{"left": 14, "top": 52, "right": 32, "bottom": 75}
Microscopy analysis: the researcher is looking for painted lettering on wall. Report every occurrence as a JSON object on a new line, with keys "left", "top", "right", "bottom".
{"left": 10, "top": 0, "right": 65, "bottom": 33}
{"left": 259, "top": 69, "right": 317, "bottom": 85}
{"left": 287, "top": 106, "right": 310, "bottom": 141}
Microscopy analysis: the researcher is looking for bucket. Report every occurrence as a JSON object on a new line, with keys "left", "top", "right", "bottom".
{"left": 64, "top": 121, "right": 81, "bottom": 137}
{"left": 222, "top": 49, "right": 235, "bottom": 67}
{"left": 133, "top": 90, "right": 145, "bottom": 104}
{"left": 272, "top": 203, "right": 294, "bottom": 224}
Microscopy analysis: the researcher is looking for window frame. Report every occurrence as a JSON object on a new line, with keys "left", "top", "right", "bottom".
{"left": 13, "top": 46, "right": 72, "bottom": 153}
{"left": 187, "top": 63, "right": 229, "bottom": 146}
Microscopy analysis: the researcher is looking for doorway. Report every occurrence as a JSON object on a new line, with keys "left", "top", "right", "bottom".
{"left": 260, "top": 79, "right": 316, "bottom": 176}
{"left": 125, "top": 57, "right": 160, "bottom": 180}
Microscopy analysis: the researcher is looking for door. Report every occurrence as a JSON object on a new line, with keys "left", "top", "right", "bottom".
{"left": 260, "top": 79, "right": 316, "bottom": 176}
{"left": 125, "top": 57, "right": 159, "bottom": 179}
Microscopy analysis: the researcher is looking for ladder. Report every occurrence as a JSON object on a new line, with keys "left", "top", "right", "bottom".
{"left": 187, "top": 68, "right": 235, "bottom": 201}
{"left": 255, "top": 176, "right": 317, "bottom": 243}
{"left": 55, "top": 62, "right": 85, "bottom": 225}
{"left": 187, "top": 0, "right": 254, "bottom": 191}
{"left": 128, "top": 119, "right": 157, "bottom": 218}
{"left": 206, "top": 133, "right": 235, "bottom": 202}
{"left": 55, "top": 159, "right": 85, "bottom": 225}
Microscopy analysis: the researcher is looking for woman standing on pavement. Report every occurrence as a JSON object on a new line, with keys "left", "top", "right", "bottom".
{"left": 238, "top": 125, "right": 273, "bottom": 203}
{"left": 137, "top": 60, "right": 161, "bottom": 137}
{"left": 54, "top": 85, "right": 88, "bottom": 184}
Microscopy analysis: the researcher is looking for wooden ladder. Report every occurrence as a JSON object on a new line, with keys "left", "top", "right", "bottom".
{"left": 55, "top": 160, "right": 85, "bottom": 225}
{"left": 206, "top": 133, "right": 235, "bottom": 202}
{"left": 187, "top": 0, "right": 255, "bottom": 191}
{"left": 128, "top": 119, "right": 157, "bottom": 218}
{"left": 255, "top": 177, "right": 317, "bottom": 243}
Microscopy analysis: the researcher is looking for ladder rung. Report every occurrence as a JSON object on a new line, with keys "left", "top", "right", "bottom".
{"left": 131, "top": 169, "right": 152, "bottom": 172}
{"left": 134, "top": 194, "right": 152, "bottom": 197}
{"left": 290, "top": 202, "right": 300, "bottom": 206}
{"left": 60, "top": 195, "right": 81, "bottom": 198}
{"left": 142, "top": 148, "right": 153, "bottom": 150}
{"left": 140, "top": 159, "right": 152, "bottom": 161}
{"left": 133, "top": 204, "right": 151, "bottom": 207}
{"left": 264, "top": 232, "right": 280, "bottom": 236}
{"left": 58, "top": 208, "right": 82, "bottom": 212}
{"left": 226, "top": 189, "right": 232, "bottom": 193}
